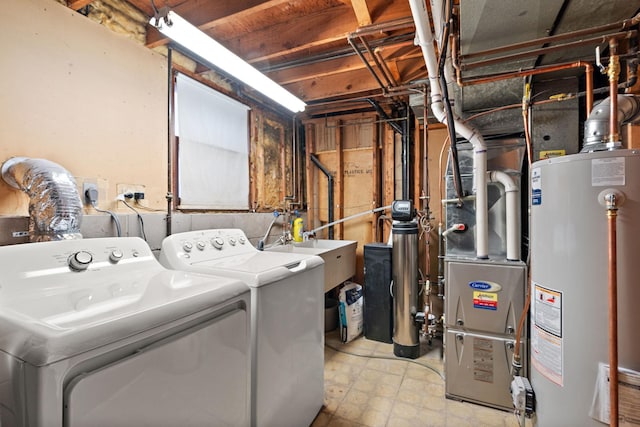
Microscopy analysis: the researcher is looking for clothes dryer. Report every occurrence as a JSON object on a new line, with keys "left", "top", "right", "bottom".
{"left": 160, "top": 229, "right": 324, "bottom": 427}
{"left": 0, "top": 237, "right": 251, "bottom": 427}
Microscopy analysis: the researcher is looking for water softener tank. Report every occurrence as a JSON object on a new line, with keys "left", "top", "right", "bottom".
{"left": 530, "top": 150, "right": 640, "bottom": 426}
{"left": 391, "top": 200, "right": 420, "bottom": 359}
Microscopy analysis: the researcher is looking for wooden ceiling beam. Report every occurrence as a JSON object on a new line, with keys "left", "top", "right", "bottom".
{"left": 386, "top": 60, "right": 402, "bottom": 83}
{"left": 351, "top": 0, "right": 372, "bottom": 26}
{"left": 285, "top": 68, "right": 384, "bottom": 102}
{"left": 224, "top": 4, "right": 358, "bottom": 63}
{"left": 267, "top": 45, "right": 423, "bottom": 85}
{"left": 145, "top": 0, "right": 292, "bottom": 48}
{"left": 267, "top": 55, "right": 372, "bottom": 85}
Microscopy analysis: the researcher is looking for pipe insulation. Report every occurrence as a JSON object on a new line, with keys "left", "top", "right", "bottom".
{"left": 1, "top": 157, "right": 83, "bottom": 242}
{"left": 408, "top": 0, "right": 490, "bottom": 259}
{"left": 487, "top": 171, "right": 520, "bottom": 261}
{"left": 583, "top": 94, "right": 640, "bottom": 150}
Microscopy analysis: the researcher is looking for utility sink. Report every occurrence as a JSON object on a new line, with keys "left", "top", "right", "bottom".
{"left": 267, "top": 239, "right": 357, "bottom": 292}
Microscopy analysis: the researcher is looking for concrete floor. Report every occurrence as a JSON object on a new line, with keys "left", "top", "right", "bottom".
{"left": 312, "top": 331, "right": 525, "bottom": 427}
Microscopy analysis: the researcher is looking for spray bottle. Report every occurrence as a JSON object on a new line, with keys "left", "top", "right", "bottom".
{"left": 292, "top": 216, "right": 304, "bottom": 242}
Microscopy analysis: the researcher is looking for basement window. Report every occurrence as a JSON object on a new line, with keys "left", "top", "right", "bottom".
{"left": 174, "top": 72, "right": 250, "bottom": 210}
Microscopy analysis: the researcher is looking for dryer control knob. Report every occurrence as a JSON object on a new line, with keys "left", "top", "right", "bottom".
{"left": 183, "top": 242, "right": 193, "bottom": 253}
{"left": 238, "top": 236, "right": 246, "bottom": 245}
{"left": 228, "top": 237, "right": 237, "bottom": 246}
{"left": 196, "top": 241, "right": 206, "bottom": 251}
{"left": 212, "top": 237, "right": 224, "bottom": 249}
{"left": 109, "top": 250, "right": 124, "bottom": 263}
{"left": 68, "top": 251, "right": 93, "bottom": 271}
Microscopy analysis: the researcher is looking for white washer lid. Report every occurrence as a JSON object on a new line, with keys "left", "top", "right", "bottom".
{"left": 189, "top": 251, "right": 324, "bottom": 286}
{"left": 0, "top": 238, "right": 249, "bottom": 366}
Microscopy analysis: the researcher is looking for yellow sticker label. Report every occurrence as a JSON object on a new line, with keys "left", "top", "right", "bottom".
{"left": 539, "top": 149, "right": 566, "bottom": 159}
{"left": 473, "top": 291, "right": 498, "bottom": 310}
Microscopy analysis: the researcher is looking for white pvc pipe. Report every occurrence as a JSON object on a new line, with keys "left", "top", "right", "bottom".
{"left": 308, "top": 205, "right": 392, "bottom": 236}
{"left": 429, "top": 0, "right": 445, "bottom": 45}
{"left": 488, "top": 171, "right": 520, "bottom": 261}
{"left": 428, "top": 0, "right": 456, "bottom": 87}
{"left": 408, "top": 0, "right": 489, "bottom": 259}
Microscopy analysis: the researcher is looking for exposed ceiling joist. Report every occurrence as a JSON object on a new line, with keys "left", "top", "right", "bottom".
{"left": 351, "top": 0, "right": 372, "bottom": 26}
{"left": 64, "top": 0, "right": 639, "bottom": 108}
{"left": 145, "top": 0, "right": 293, "bottom": 48}
{"left": 286, "top": 68, "right": 386, "bottom": 101}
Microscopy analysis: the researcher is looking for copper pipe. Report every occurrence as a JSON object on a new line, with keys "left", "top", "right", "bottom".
{"left": 462, "top": 31, "right": 636, "bottom": 71}
{"left": 607, "top": 203, "right": 619, "bottom": 427}
{"left": 352, "top": 16, "right": 415, "bottom": 37}
{"left": 586, "top": 63, "right": 594, "bottom": 117}
{"left": 609, "top": 39, "right": 621, "bottom": 143}
{"left": 461, "top": 12, "right": 640, "bottom": 61}
{"left": 360, "top": 35, "right": 395, "bottom": 88}
{"left": 374, "top": 48, "right": 399, "bottom": 87}
{"left": 462, "top": 98, "right": 572, "bottom": 124}
{"left": 451, "top": 32, "right": 461, "bottom": 75}
{"left": 452, "top": 60, "right": 594, "bottom": 116}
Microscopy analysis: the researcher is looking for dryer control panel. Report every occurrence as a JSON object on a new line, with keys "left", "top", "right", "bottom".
{"left": 161, "top": 229, "right": 256, "bottom": 264}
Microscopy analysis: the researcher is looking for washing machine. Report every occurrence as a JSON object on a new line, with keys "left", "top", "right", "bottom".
{"left": 0, "top": 237, "right": 251, "bottom": 427}
{"left": 159, "top": 229, "right": 325, "bottom": 427}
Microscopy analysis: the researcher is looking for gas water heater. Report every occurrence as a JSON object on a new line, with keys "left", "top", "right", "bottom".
{"left": 530, "top": 149, "right": 640, "bottom": 426}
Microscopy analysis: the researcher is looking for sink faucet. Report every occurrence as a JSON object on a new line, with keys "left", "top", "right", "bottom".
{"left": 257, "top": 211, "right": 282, "bottom": 251}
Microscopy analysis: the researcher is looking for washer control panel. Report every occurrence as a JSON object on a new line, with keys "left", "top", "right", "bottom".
{"left": 161, "top": 229, "right": 254, "bottom": 263}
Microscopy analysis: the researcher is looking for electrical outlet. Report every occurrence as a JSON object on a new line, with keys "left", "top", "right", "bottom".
{"left": 83, "top": 182, "right": 98, "bottom": 206}
{"left": 116, "top": 184, "right": 146, "bottom": 202}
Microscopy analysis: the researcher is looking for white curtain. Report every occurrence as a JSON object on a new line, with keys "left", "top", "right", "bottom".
{"left": 175, "top": 73, "right": 250, "bottom": 209}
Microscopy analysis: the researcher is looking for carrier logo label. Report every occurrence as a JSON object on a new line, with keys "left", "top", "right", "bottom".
{"left": 469, "top": 281, "right": 502, "bottom": 292}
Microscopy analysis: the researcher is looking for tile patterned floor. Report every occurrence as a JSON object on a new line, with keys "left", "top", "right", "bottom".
{"left": 312, "top": 331, "right": 524, "bottom": 427}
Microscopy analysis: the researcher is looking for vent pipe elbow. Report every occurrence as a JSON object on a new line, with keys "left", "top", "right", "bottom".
{"left": 583, "top": 94, "right": 640, "bottom": 151}
{"left": 1, "top": 157, "right": 83, "bottom": 242}
{"left": 488, "top": 171, "right": 520, "bottom": 261}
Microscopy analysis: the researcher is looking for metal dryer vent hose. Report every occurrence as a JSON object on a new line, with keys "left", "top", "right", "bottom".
{"left": 1, "top": 157, "right": 83, "bottom": 242}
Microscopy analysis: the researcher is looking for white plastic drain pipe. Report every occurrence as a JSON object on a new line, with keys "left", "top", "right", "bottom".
{"left": 488, "top": 171, "right": 520, "bottom": 261}
{"left": 408, "top": 0, "right": 489, "bottom": 258}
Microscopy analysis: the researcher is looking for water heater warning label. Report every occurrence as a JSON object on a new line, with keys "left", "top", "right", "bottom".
{"left": 592, "top": 157, "right": 625, "bottom": 186}
{"left": 531, "top": 283, "right": 564, "bottom": 386}
{"left": 531, "top": 168, "right": 542, "bottom": 205}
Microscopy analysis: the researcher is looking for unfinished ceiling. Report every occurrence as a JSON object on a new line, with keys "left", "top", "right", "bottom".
{"left": 65, "top": 0, "right": 640, "bottom": 115}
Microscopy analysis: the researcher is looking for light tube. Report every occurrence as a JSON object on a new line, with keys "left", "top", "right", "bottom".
{"left": 152, "top": 11, "right": 306, "bottom": 113}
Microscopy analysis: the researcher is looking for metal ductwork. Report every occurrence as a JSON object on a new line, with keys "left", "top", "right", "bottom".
{"left": 1, "top": 157, "right": 83, "bottom": 242}
{"left": 583, "top": 94, "right": 640, "bottom": 151}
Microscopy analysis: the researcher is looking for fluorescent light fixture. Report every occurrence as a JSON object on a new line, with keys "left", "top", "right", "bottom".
{"left": 152, "top": 11, "right": 306, "bottom": 113}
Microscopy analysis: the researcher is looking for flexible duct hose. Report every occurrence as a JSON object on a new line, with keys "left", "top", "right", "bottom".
{"left": 1, "top": 157, "right": 83, "bottom": 242}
